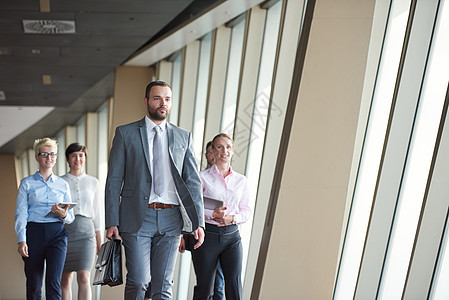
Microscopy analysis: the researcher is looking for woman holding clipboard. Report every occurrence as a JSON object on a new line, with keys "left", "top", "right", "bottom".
{"left": 188, "top": 133, "right": 252, "bottom": 300}
{"left": 60, "top": 143, "right": 103, "bottom": 300}
{"left": 15, "top": 137, "right": 75, "bottom": 299}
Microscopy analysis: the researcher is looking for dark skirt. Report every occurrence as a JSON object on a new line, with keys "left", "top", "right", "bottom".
{"left": 63, "top": 215, "right": 96, "bottom": 272}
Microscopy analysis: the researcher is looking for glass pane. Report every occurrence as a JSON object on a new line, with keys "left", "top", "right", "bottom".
{"left": 97, "top": 102, "right": 109, "bottom": 186}
{"left": 246, "top": 0, "right": 282, "bottom": 180}
{"left": 76, "top": 116, "right": 85, "bottom": 146}
{"left": 242, "top": 0, "right": 282, "bottom": 278}
{"left": 176, "top": 32, "right": 213, "bottom": 300}
{"left": 56, "top": 130, "right": 66, "bottom": 176}
{"left": 93, "top": 102, "right": 108, "bottom": 300}
{"left": 20, "top": 151, "right": 29, "bottom": 178}
{"left": 379, "top": 0, "right": 449, "bottom": 297}
{"left": 192, "top": 32, "right": 212, "bottom": 163}
{"left": 334, "top": 0, "right": 412, "bottom": 298}
{"left": 430, "top": 209, "right": 449, "bottom": 299}
{"left": 170, "top": 52, "right": 182, "bottom": 125}
{"left": 220, "top": 18, "right": 245, "bottom": 134}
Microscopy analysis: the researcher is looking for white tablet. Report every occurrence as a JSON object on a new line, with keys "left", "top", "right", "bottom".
{"left": 203, "top": 196, "right": 224, "bottom": 210}
{"left": 58, "top": 202, "right": 77, "bottom": 210}
{"left": 45, "top": 202, "right": 77, "bottom": 216}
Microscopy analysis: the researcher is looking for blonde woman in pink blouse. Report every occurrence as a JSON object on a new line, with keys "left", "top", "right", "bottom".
{"left": 185, "top": 133, "right": 252, "bottom": 300}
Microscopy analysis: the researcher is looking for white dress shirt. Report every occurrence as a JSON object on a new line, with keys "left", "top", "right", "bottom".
{"left": 145, "top": 116, "right": 179, "bottom": 205}
{"left": 61, "top": 172, "right": 104, "bottom": 231}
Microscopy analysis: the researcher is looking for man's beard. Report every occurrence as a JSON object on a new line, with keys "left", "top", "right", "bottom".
{"left": 147, "top": 105, "right": 168, "bottom": 121}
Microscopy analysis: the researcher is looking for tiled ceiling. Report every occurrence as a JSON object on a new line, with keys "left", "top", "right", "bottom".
{"left": 0, "top": 0, "right": 221, "bottom": 154}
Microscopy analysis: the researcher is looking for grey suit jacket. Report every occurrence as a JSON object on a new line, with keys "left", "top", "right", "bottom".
{"left": 105, "top": 117, "right": 204, "bottom": 234}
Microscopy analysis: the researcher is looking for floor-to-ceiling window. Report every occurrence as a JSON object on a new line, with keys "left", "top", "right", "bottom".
{"left": 55, "top": 129, "right": 66, "bottom": 176}
{"left": 242, "top": 0, "right": 283, "bottom": 278}
{"left": 18, "top": 150, "right": 29, "bottom": 179}
{"left": 430, "top": 209, "right": 449, "bottom": 299}
{"left": 335, "top": 0, "right": 449, "bottom": 298}
{"left": 169, "top": 51, "right": 182, "bottom": 125}
{"left": 380, "top": 0, "right": 449, "bottom": 297}
{"left": 76, "top": 116, "right": 85, "bottom": 146}
{"left": 220, "top": 17, "right": 245, "bottom": 134}
{"left": 192, "top": 32, "right": 212, "bottom": 163}
{"left": 334, "top": 0, "right": 412, "bottom": 297}
{"left": 158, "top": 1, "right": 294, "bottom": 297}
{"left": 97, "top": 101, "right": 109, "bottom": 189}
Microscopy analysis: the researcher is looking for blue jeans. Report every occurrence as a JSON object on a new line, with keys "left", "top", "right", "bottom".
{"left": 213, "top": 261, "right": 224, "bottom": 300}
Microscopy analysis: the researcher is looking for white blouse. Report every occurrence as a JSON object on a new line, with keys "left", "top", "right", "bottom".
{"left": 61, "top": 172, "right": 103, "bottom": 231}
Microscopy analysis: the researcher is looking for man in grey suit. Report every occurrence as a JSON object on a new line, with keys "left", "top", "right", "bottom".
{"left": 105, "top": 80, "right": 205, "bottom": 300}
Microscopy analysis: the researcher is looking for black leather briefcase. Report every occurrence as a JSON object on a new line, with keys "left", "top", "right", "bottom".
{"left": 93, "top": 238, "right": 123, "bottom": 287}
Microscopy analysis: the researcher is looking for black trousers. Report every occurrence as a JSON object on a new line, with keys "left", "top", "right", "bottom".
{"left": 24, "top": 222, "right": 68, "bottom": 300}
{"left": 192, "top": 223, "right": 242, "bottom": 300}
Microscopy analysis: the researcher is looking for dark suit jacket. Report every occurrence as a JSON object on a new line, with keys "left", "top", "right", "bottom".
{"left": 105, "top": 117, "right": 204, "bottom": 234}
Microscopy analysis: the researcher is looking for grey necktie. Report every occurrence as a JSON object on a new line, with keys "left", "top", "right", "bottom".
{"left": 152, "top": 126, "right": 164, "bottom": 196}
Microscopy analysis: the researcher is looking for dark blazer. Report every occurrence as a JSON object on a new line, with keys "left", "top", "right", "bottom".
{"left": 105, "top": 117, "right": 204, "bottom": 234}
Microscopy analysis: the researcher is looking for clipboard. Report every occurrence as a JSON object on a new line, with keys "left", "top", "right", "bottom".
{"left": 203, "top": 196, "right": 224, "bottom": 210}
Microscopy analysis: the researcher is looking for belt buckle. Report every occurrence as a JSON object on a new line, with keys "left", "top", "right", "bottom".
{"left": 154, "top": 203, "right": 162, "bottom": 210}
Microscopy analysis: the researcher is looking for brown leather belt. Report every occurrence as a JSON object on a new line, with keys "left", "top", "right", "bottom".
{"left": 148, "top": 203, "right": 179, "bottom": 210}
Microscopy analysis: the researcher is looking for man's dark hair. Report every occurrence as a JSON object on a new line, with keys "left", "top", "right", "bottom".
{"left": 206, "top": 141, "right": 212, "bottom": 150}
{"left": 65, "top": 143, "right": 87, "bottom": 160}
{"left": 145, "top": 80, "right": 171, "bottom": 99}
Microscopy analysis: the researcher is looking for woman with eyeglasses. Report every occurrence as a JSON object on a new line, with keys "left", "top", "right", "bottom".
{"left": 60, "top": 143, "right": 103, "bottom": 300}
{"left": 15, "top": 137, "right": 75, "bottom": 300}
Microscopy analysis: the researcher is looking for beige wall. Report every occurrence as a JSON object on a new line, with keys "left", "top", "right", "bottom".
{"left": 110, "top": 66, "right": 155, "bottom": 138}
{"left": 1, "top": 154, "right": 26, "bottom": 300}
{"left": 258, "top": 0, "right": 375, "bottom": 299}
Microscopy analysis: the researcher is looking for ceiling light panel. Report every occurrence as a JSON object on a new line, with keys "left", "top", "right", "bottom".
{"left": 23, "top": 20, "right": 75, "bottom": 34}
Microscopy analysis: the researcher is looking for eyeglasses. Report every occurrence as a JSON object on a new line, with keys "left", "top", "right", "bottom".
{"left": 38, "top": 152, "right": 57, "bottom": 158}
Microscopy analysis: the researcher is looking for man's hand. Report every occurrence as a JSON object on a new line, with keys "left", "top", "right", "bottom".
{"left": 106, "top": 226, "right": 121, "bottom": 240}
{"left": 178, "top": 236, "right": 186, "bottom": 253}
{"left": 18, "top": 241, "right": 29, "bottom": 257}
{"left": 192, "top": 227, "right": 205, "bottom": 249}
{"left": 95, "top": 231, "right": 103, "bottom": 255}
